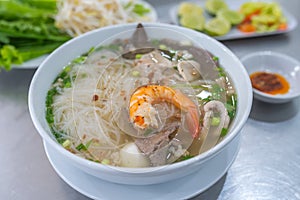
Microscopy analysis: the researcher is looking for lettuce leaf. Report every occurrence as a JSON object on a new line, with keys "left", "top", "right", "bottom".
{"left": 0, "top": 45, "right": 23, "bottom": 71}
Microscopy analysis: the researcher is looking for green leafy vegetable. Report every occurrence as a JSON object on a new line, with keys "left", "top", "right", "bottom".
{"left": 133, "top": 4, "right": 150, "bottom": 16}
{"left": 0, "top": 45, "right": 22, "bottom": 70}
{"left": 0, "top": 1, "right": 54, "bottom": 21}
{"left": 0, "top": 0, "right": 71, "bottom": 71}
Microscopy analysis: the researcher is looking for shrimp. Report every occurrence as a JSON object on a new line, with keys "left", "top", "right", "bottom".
{"left": 129, "top": 85, "right": 200, "bottom": 138}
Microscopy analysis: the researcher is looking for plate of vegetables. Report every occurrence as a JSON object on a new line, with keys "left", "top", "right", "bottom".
{"left": 0, "top": 0, "right": 157, "bottom": 71}
{"left": 170, "top": 0, "right": 297, "bottom": 41}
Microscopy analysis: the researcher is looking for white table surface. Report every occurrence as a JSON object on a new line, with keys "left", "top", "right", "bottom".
{"left": 1, "top": 0, "right": 300, "bottom": 199}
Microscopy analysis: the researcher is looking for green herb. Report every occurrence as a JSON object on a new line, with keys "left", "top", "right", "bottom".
{"left": 51, "top": 128, "right": 66, "bottom": 144}
{"left": 76, "top": 143, "right": 87, "bottom": 151}
{"left": 85, "top": 139, "right": 93, "bottom": 149}
{"left": 211, "top": 84, "right": 224, "bottom": 100}
{"left": 131, "top": 70, "right": 140, "bottom": 77}
{"left": 177, "top": 155, "right": 194, "bottom": 162}
{"left": 220, "top": 128, "right": 228, "bottom": 137}
{"left": 0, "top": 45, "right": 22, "bottom": 70}
{"left": 101, "top": 159, "right": 110, "bottom": 165}
{"left": 62, "top": 139, "right": 71, "bottom": 148}
{"left": 72, "top": 56, "right": 87, "bottom": 64}
{"left": 82, "top": 46, "right": 95, "bottom": 56}
{"left": 45, "top": 87, "right": 58, "bottom": 124}
{"left": 212, "top": 56, "right": 219, "bottom": 61}
{"left": 45, "top": 109, "right": 54, "bottom": 124}
{"left": 211, "top": 117, "right": 220, "bottom": 126}
{"left": 135, "top": 54, "right": 142, "bottom": 59}
{"left": 0, "top": 1, "right": 55, "bottom": 21}
{"left": 182, "top": 155, "right": 193, "bottom": 160}
{"left": 173, "top": 66, "right": 178, "bottom": 71}
{"left": 225, "top": 94, "right": 237, "bottom": 119}
{"left": 64, "top": 82, "right": 71, "bottom": 88}
{"left": 216, "top": 66, "right": 227, "bottom": 77}
{"left": 133, "top": 4, "right": 150, "bottom": 16}
{"left": 159, "top": 44, "right": 167, "bottom": 50}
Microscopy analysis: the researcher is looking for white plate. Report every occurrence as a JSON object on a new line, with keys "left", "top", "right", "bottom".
{"left": 10, "top": 0, "right": 158, "bottom": 70}
{"left": 43, "top": 139, "right": 239, "bottom": 200}
{"left": 170, "top": 0, "right": 298, "bottom": 41}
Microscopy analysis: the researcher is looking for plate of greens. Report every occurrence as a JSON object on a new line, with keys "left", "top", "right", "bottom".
{"left": 0, "top": 0, "right": 71, "bottom": 70}
{"left": 0, "top": 0, "right": 157, "bottom": 71}
{"left": 169, "top": 0, "right": 297, "bottom": 41}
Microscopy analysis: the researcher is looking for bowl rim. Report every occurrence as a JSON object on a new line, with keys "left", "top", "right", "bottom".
{"left": 28, "top": 22, "right": 253, "bottom": 173}
{"left": 241, "top": 50, "right": 300, "bottom": 103}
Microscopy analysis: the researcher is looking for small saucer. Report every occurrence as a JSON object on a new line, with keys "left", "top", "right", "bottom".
{"left": 241, "top": 51, "right": 300, "bottom": 103}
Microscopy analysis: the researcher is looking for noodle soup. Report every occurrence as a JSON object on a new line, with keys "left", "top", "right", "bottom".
{"left": 45, "top": 25, "right": 237, "bottom": 168}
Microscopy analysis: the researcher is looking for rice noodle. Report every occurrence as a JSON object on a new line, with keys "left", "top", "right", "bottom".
{"left": 48, "top": 39, "right": 237, "bottom": 167}
{"left": 52, "top": 50, "right": 132, "bottom": 165}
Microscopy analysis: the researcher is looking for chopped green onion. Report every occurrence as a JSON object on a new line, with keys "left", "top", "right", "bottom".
{"left": 211, "top": 84, "right": 224, "bottom": 100}
{"left": 76, "top": 143, "right": 87, "bottom": 151}
{"left": 211, "top": 117, "right": 220, "bottom": 126}
{"left": 101, "top": 159, "right": 110, "bottom": 165}
{"left": 64, "top": 82, "right": 71, "bottom": 88}
{"left": 135, "top": 54, "right": 142, "bottom": 59}
{"left": 85, "top": 139, "right": 93, "bottom": 149}
{"left": 72, "top": 56, "right": 87, "bottom": 64}
{"left": 159, "top": 44, "right": 167, "bottom": 50}
{"left": 131, "top": 70, "right": 140, "bottom": 77}
{"left": 220, "top": 128, "right": 228, "bottom": 137}
{"left": 62, "top": 139, "right": 71, "bottom": 148}
{"left": 87, "top": 47, "right": 95, "bottom": 55}
{"left": 176, "top": 154, "right": 194, "bottom": 162}
{"left": 182, "top": 155, "right": 193, "bottom": 160}
{"left": 213, "top": 56, "right": 219, "bottom": 61}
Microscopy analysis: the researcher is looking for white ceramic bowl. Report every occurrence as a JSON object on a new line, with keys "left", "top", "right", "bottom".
{"left": 28, "top": 23, "right": 252, "bottom": 187}
{"left": 241, "top": 51, "right": 300, "bottom": 104}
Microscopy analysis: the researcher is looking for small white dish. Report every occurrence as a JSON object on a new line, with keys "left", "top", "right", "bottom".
{"left": 44, "top": 139, "right": 239, "bottom": 200}
{"left": 241, "top": 51, "right": 300, "bottom": 103}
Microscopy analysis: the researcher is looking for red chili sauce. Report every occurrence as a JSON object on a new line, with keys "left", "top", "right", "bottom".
{"left": 250, "top": 71, "right": 290, "bottom": 95}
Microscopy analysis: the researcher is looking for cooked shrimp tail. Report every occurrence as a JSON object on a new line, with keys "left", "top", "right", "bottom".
{"left": 129, "top": 85, "right": 200, "bottom": 138}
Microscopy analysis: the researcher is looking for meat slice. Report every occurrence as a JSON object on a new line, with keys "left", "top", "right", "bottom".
{"left": 135, "top": 125, "right": 178, "bottom": 155}
{"left": 134, "top": 121, "right": 186, "bottom": 166}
